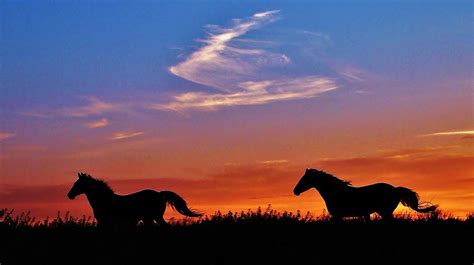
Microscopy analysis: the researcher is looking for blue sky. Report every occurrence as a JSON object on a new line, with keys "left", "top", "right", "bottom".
{"left": 1, "top": 1, "right": 471, "bottom": 110}
{"left": 1, "top": 0, "right": 471, "bottom": 159}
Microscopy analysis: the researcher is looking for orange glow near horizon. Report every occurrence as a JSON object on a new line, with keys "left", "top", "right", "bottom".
{"left": 2, "top": 141, "right": 473, "bottom": 219}
{"left": 1, "top": 5, "right": 472, "bottom": 222}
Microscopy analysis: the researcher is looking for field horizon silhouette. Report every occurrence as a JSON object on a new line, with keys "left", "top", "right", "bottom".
{"left": 1, "top": 206, "right": 472, "bottom": 264}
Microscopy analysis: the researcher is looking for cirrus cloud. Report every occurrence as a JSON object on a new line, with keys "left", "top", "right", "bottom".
{"left": 159, "top": 10, "right": 339, "bottom": 112}
{"left": 84, "top": 118, "right": 109, "bottom": 129}
{"left": 420, "top": 130, "right": 474, "bottom": 137}
{"left": 22, "top": 97, "right": 123, "bottom": 119}
{"left": 154, "top": 77, "right": 337, "bottom": 111}
{"left": 110, "top": 131, "right": 144, "bottom": 140}
{"left": 0, "top": 132, "right": 15, "bottom": 141}
{"left": 61, "top": 97, "right": 120, "bottom": 117}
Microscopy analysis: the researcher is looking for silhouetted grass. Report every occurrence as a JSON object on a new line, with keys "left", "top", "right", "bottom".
{"left": 2, "top": 206, "right": 470, "bottom": 228}
{"left": 1, "top": 206, "right": 472, "bottom": 265}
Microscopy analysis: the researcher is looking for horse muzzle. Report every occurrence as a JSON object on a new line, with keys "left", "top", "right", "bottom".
{"left": 67, "top": 192, "right": 76, "bottom": 200}
{"left": 293, "top": 190, "right": 301, "bottom": 196}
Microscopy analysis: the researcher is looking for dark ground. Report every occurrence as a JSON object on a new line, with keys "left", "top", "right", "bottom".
{"left": 1, "top": 209, "right": 473, "bottom": 265}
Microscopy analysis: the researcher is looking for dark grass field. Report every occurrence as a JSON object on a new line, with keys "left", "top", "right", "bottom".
{"left": 1, "top": 207, "right": 473, "bottom": 265}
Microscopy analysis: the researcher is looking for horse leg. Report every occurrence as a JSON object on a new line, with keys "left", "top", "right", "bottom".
{"left": 97, "top": 219, "right": 115, "bottom": 232}
{"left": 143, "top": 217, "right": 154, "bottom": 228}
{"left": 331, "top": 215, "right": 343, "bottom": 223}
{"left": 96, "top": 221, "right": 106, "bottom": 229}
{"left": 157, "top": 216, "right": 169, "bottom": 227}
{"left": 379, "top": 196, "right": 398, "bottom": 222}
{"left": 380, "top": 212, "right": 394, "bottom": 222}
{"left": 155, "top": 201, "right": 168, "bottom": 227}
{"left": 364, "top": 214, "right": 371, "bottom": 223}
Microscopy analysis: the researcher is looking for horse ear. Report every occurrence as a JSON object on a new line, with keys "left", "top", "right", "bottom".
{"left": 78, "top": 172, "right": 83, "bottom": 178}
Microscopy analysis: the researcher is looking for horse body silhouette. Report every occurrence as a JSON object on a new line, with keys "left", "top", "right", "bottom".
{"left": 294, "top": 169, "right": 437, "bottom": 220}
{"left": 68, "top": 173, "right": 201, "bottom": 227}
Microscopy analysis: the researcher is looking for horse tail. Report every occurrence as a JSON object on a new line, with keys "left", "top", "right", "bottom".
{"left": 160, "top": 191, "right": 202, "bottom": 217}
{"left": 397, "top": 187, "right": 437, "bottom": 213}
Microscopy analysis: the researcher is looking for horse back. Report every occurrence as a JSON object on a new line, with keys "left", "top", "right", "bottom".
{"left": 104, "top": 189, "right": 163, "bottom": 218}
{"left": 117, "top": 189, "right": 161, "bottom": 200}
{"left": 356, "top": 182, "right": 395, "bottom": 192}
{"left": 325, "top": 183, "right": 398, "bottom": 215}
{"left": 348, "top": 182, "right": 397, "bottom": 198}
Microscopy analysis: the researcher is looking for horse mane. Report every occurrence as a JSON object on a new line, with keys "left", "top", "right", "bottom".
{"left": 310, "top": 169, "right": 352, "bottom": 187}
{"left": 81, "top": 173, "right": 114, "bottom": 194}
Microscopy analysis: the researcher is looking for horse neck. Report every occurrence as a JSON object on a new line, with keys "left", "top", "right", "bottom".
{"left": 314, "top": 181, "right": 347, "bottom": 199}
{"left": 85, "top": 188, "right": 115, "bottom": 209}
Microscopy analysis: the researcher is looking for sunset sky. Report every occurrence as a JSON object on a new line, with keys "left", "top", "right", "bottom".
{"left": 1, "top": 1, "right": 472, "bottom": 219}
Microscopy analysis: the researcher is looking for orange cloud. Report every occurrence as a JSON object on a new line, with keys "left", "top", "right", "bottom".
{"left": 84, "top": 118, "right": 109, "bottom": 128}
{"left": 420, "top": 130, "right": 474, "bottom": 137}
{"left": 110, "top": 131, "right": 144, "bottom": 140}
{"left": 1, "top": 150, "right": 472, "bottom": 219}
{"left": 258, "top": 159, "right": 289, "bottom": 164}
{"left": 315, "top": 152, "right": 473, "bottom": 189}
{"left": 0, "top": 163, "right": 300, "bottom": 218}
{"left": 0, "top": 184, "right": 68, "bottom": 204}
{"left": 0, "top": 132, "right": 15, "bottom": 141}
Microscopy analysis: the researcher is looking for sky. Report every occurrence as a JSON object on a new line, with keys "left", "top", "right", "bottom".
{"left": 0, "top": 1, "right": 472, "bottom": 219}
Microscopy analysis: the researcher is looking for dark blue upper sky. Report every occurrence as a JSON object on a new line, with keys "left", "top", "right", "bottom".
{"left": 0, "top": 0, "right": 471, "bottom": 153}
{"left": 1, "top": 1, "right": 471, "bottom": 110}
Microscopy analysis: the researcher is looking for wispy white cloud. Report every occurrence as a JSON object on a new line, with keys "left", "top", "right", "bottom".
{"left": 22, "top": 97, "right": 122, "bottom": 119}
{"left": 340, "top": 67, "right": 364, "bottom": 82}
{"left": 20, "top": 111, "right": 50, "bottom": 119}
{"left": 169, "top": 10, "right": 284, "bottom": 92}
{"left": 84, "top": 118, "right": 109, "bottom": 128}
{"left": 61, "top": 97, "right": 120, "bottom": 117}
{"left": 253, "top": 10, "right": 280, "bottom": 18}
{"left": 154, "top": 77, "right": 337, "bottom": 111}
{"left": 420, "top": 130, "right": 474, "bottom": 137}
{"left": 161, "top": 10, "right": 339, "bottom": 111}
{"left": 110, "top": 131, "right": 144, "bottom": 140}
{"left": 0, "top": 132, "right": 15, "bottom": 141}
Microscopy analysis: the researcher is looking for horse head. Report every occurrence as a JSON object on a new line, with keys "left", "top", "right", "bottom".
{"left": 294, "top": 168, "right": 351, "bottom": 196}
{"left": 67, "top": 172, "right": 91, "bottom": 200}
{"left": 294, "top": 168, "right": 317, "bottom": 196}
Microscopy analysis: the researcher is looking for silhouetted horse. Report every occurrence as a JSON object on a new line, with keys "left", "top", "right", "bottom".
{"left": 293, "top": 169, "right": 437, "bottom": 220}
{"left": 68, "top": 173, "right": 202, "bottom": 228}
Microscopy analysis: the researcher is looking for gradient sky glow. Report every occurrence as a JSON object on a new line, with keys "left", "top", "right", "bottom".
{"left": 1, "top": 1, "right": 472, "bottom": 219}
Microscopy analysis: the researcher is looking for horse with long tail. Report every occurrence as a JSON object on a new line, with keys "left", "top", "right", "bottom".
{"left": 293, "top": 168, "right": 437, "bottom": 221}
{"left": 68, "top": 173, "right": 202, "bottom": 228}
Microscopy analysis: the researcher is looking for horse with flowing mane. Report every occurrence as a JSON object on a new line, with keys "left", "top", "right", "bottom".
{"left": 293, "top": 168, "right": 437, "bottom": 220}
{"left": 68, "top": 173, "right": 202, "bottom": 228}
